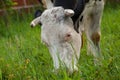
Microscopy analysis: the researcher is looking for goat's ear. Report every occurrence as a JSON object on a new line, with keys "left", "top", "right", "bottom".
{"left": 30, "top": 16, "right": 41, "bottom": 28}
{"left": 64, "top": 9, "right": 74, "bottom": 17}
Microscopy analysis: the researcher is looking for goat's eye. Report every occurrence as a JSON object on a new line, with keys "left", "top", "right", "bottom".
{"left": 64, "top": 33, "right": 72, "bottom": 42}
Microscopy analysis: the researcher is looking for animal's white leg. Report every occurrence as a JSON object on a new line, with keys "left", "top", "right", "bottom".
{"left": 82, "top": 0, "right": 104, "bottom": 65}
{"left": 86, "top": 31, "right": 102, "bottom": 65}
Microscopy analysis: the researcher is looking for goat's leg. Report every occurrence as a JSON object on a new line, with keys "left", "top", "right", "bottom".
{"left": 83, "top": 15, "right": 103, "bottom": 65}
{"left": 86, "top": 29, "right": 102, "bottom": 65}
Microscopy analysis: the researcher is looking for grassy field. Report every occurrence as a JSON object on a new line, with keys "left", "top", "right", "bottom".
{"left": 0, "top": 4, "right": 120, "bottom": 80}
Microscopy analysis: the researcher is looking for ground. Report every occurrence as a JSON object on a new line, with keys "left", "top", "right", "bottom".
{"left": 0, "top": 3, "right": 120, "bottom": 80}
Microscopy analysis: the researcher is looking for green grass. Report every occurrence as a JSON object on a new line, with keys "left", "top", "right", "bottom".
{"left": 0, "top": 4, "right": 120, "bottom": 80}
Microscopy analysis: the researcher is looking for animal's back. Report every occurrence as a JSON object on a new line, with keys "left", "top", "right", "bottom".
{"left": 54, "top": 0, "right": 87, "bottom": 24}
{"left": 54, "top": 0, "right": 77, "bottom": 9}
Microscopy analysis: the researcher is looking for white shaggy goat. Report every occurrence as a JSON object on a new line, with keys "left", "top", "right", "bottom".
{"left": 31, "top": 7, "right": 82, "bottom": 73}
